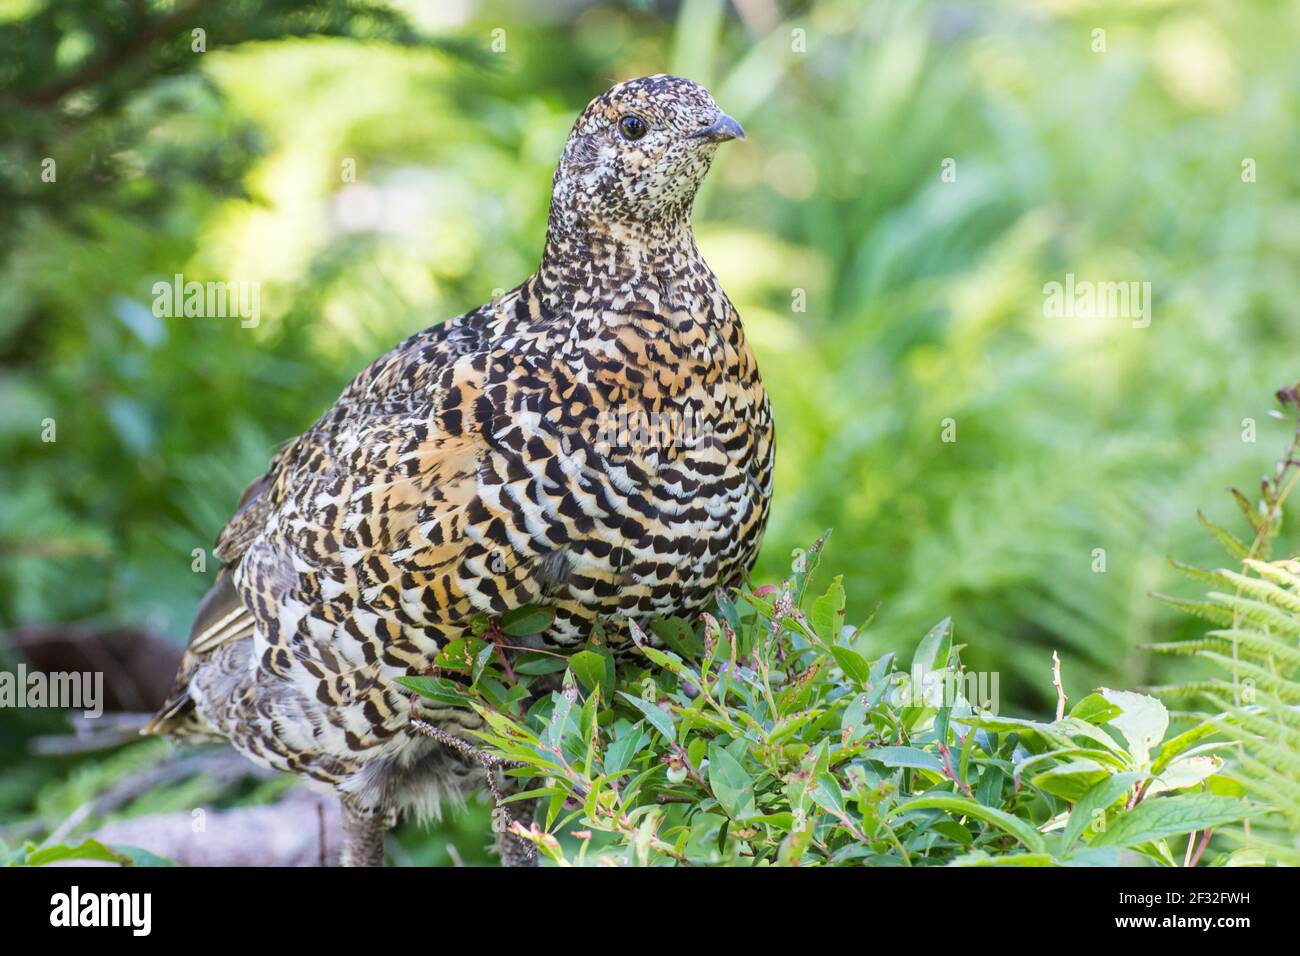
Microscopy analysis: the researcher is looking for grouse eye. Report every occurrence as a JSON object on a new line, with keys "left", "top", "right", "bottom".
{"left": 618, "top": 114, "right": 648, "bottom": 141}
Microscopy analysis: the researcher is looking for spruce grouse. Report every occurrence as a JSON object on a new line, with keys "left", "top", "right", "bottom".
{"left": 146, "top": 74, "right": 774, "bottom": 866}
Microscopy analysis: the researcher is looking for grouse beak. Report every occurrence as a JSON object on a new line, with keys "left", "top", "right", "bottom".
{"left": 690, "top": 112, "right": 746, "bottom": 144}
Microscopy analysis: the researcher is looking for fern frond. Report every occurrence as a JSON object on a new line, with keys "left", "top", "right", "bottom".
{"left": 1205, "top": 592, "right": 1300, "bottom": 638}
{"left": 1143, "top": 638, "right": 1235, "bottom": 657}
{"left": 1210, "top": 721, "right": 1300, "bottom": 783}
{"left": 1149, "top": 593, "right": 1236, "bottom": 628}
{"left": 1166, "top": 559, "right": 1233, "bottom": 589}
{"left": 1205, "top": 693, "right": 1300, "bottom": 743}
{"left": 1217, "top": 829, "right": 1300, "bottom": 865}
{"left": 1198, "top": 653, "right": 1300, "bottom": 705}
{"left": 1221, "top": 754, "right": 1300, "bottom": 825}
{"left": 1243, "top": 558, "right": 1300, "bottom": 591}
{"left": 1142, "top": 680, "right": 1230, "bottom": 698}
{"left": 1197, "top": 511, "right": 1252, "bottom": 560}
{"left": 1217, "top": 567, "right": 1300, "bottom": 615}
{"left": 1158, "top": 405, "right": 1300, "bottom": 866}
{"left": 1204, "top": 629, "right": 1300, "bottom": 669}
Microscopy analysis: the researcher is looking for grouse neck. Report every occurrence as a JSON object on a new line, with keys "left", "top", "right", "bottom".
{"left": 536, "top": 205, "right": 704, "bottom": 295}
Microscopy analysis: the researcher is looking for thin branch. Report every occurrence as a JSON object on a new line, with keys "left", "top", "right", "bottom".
{"left": 17, "top": 2, "right": 205, "bottom": 108}
{"left": 1187, "top": 827, "right": 1214, "bottom": 867}
{"left": 409, "top": 716, "right": 534, "bottom": 862}
{"left": 1052, "top": 650, "right": 1067, "bottom": 721}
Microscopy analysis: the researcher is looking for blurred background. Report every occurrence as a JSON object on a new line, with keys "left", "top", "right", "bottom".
{"left": 2, "top": 0, "right": 1298, "bottom": 864}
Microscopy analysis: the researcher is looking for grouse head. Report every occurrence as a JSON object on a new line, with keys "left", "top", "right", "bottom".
{"left": 547, "top": 74, "right": 744, "bottom": 245}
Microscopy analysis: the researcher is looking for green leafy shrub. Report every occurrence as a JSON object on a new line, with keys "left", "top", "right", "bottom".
{"left": 400, "top": 533, "right": 1261, "bottom": 866}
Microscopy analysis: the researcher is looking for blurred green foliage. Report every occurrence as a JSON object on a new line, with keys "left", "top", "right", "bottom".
{"left": 2, "top": 0, "right": 1299, "bottom": 860}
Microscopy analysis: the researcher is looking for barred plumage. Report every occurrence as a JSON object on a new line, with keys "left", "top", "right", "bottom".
{"left": 147, "top": 75, "right": 774, "bottom": 865}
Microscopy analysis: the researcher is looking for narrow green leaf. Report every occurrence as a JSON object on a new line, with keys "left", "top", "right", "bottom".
{"left": 810, "top": 774, "right": 847, "bottom": 816}
{"left": 513, "top": 654, "right": 569, "bottom": 675}
{"left": 569, "top": 649, "right": 613, "bottom": 696}
{"left": 810, "top": 575, "right": 846, "bottom": 643}
{"left": 501, "top": 604, "right": 555, "bottom": 637}
{"left": 395, "top": 675, "right": 473, "bottom": 707}
{"left": 25, "top": 839, "right": 129, "bottom": 867}
{"left": 830, "top": 646, "right": 871, "bottom": 684}
{"left": 1069, "top": 693, "right": 1121, "bottom": 725}
{"left": 891, "top": 794, "right": 1047, "bottom": 854}
{"left": 604, "top": 726, "right": 647, "bottom": 775}
{"left": 912, "top": 618, "right": 954, "bottom": 675}
{"left": 1092, "top": 794, "right": 1259, "bottom": 849}
{"left": 547, "top": 685, "right": 575, "bottom": 749}
{"left": 651, "top": 616, "right": 700, "bottom": 657}
{"left": 1030, "top": 759, "right": 1110, "bottom": 801}
{"left": 872, "top": 746, "right": 944, "bottom": 773}
{"left": 618, "top": 692, "right": 677, "bottom": 742}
